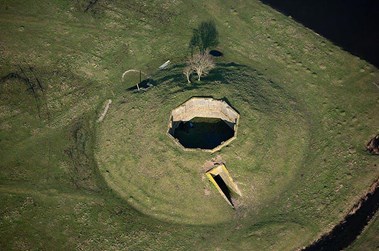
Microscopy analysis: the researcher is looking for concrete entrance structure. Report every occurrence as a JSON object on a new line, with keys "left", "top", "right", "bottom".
{"left": 206, "top": 164, "right": 242, "bottom": 208}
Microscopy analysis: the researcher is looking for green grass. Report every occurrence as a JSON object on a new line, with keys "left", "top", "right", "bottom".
{"left": 0, "top": 0, "right": 378, "bottom": 250}
{"left": 96, "top": 64, "right": 310, "bottom": 226}
{"left": 347, "top": 214, "right": 379, "bottom": 251}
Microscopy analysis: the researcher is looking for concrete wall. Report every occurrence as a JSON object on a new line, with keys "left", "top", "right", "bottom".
{"left": 170, "top": 98, "right": 239, "bottom": 124}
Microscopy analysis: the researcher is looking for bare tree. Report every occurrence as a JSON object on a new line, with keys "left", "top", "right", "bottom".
{"left": 183, "top": 65, "right": 193, "bottom": 83}
{"left": 188, "top": 51, "right": 215, "bottom": 81}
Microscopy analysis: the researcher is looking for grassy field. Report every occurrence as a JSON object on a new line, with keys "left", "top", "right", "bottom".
{"left": 0, "top": 0, "right": 378, "bottom": 250}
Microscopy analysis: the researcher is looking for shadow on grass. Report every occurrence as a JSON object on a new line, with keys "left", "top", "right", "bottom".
{"left": 261, "top": 0, "right": 379, "bottom": 67}
{"left": 127, "top": 62, "right": 289, "bottom": 115}
{"left": 160, "top": 62, "right": 248, "bottom": 93}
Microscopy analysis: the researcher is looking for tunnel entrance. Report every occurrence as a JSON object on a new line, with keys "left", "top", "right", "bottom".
{"left": 205, "top": 164, "right": 242, "bottom": 208}
{"left": 172, "top": 117, "right": 234, "bottom": 150}
{"left": 168, "top": 97, "right": 239, "bottom": 152}
{"left": 213, "top": 174, "right": 233, "bottom": 206}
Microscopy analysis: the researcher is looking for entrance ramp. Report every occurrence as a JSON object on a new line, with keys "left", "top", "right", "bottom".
{"left": 206, "top": 164, "right": 241, "bottom": 208}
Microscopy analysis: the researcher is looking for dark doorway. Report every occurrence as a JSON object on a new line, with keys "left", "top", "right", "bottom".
{"left": 213, "top": 174, "right": 234, "bottom": 206}
{"left": 172, "top": 117, "right": 235, "bottom": 150}
{"left": 261, "top": 0, "right": 379, "bottom": 67}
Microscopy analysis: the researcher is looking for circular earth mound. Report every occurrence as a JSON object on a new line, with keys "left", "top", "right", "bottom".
{"left": 95, "top": 66, "right": 310, "bottom": 225}
{"left": 168, "top": 97, "right": 239, "bottom": 152}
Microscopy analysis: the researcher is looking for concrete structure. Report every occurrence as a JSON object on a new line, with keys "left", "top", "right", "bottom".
{"left": 206, "top": 164, "right": 242, "bottom": 208}
{"left": 167, "top": 97, "right": 239, "bottom": 152}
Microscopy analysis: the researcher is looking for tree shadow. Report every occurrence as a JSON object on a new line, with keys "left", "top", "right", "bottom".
{"left": 128, "top": 62, "right": 275, "bottom": 107}
{"left": 261, "top": 0, "right": 379, "bottom": 67}
{"left": 165, "top": 62, "right": 249, "bottom": 94}
{"left": 128, "top": 63, "right": 240, "bottom": 93}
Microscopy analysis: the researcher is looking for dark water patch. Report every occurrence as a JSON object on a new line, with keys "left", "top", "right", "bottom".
{"left": 261, "top": 0, "right": 379, "bottom": 67}
{"left": 209, "top": 50, "right": 223, "bottom": 57}
{"left": 303, "top": 179, "right": 379, "bottom": 251}
{"left": 173, "top": 117, "right": 234, "bottom": 150}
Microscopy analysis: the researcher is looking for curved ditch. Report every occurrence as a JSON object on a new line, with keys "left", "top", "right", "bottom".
{"left": 302, "top": 177, "right": 379, "bottom": 251}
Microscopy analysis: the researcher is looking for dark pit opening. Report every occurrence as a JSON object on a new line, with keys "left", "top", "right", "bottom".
{"left": 209, "top": 50, "right": 223, "bottom": 57}
{"left": 171, "top": 117, "right": 235, "bottom": 150}
{"left": 213, "top": 174, "right": 234, "bottom": 206}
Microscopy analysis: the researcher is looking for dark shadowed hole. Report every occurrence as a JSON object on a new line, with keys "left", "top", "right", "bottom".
{"left": 213, "top": 174, "right": 233, "bottom": 206}
{"left": 209, "top": 50, "right": 223, "bottom": 57}
{"left": 172, "top": 117, "right": 234, "bottom": 150}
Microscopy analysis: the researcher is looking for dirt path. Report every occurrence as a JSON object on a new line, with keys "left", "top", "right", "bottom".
{"left": 97, "top": 99, "right": 112, "bottom": 122}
